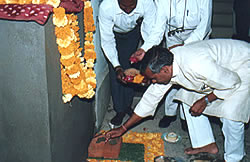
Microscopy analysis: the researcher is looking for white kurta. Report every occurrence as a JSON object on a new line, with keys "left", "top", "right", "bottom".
{"left": 99, "top": 0, "right": 156, "bottom": 67}
{"left": 141, "top": 0, "right": 212, "bottom": 50}
{"left": 134, "top": 39, "right": 250, "bottom": 123}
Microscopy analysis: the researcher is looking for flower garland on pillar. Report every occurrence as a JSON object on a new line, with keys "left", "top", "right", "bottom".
{"left": 53, "top": 0, "right": 96, "bottom": 103}
{"left": 1, "top": 0, "right": 96, "bottom": 103}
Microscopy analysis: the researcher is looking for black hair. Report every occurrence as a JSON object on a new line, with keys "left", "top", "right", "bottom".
{"left": 140, "top": 46, "right": 174, "bottom": 74}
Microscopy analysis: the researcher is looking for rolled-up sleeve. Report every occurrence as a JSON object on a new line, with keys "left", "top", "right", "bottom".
{"left": 134, "top": 83, "right": 172, "bottom": 117}
{"left": 99, "top": 5, "right": 120, "bottom": 68}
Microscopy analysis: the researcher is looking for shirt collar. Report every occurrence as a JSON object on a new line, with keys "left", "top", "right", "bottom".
{"left": 115, "top": 0, "right": 140, "bottom": 15}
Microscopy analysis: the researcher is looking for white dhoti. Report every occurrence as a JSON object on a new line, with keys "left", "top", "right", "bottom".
{"left": 220, "top": 118, "right": 245, "bottom": 162}
{"left": 183, "top": 103, "right": 245, "bottom": 162}
{"left": 164, "top": 86, "right": 185, "bottom": 119}
{"left": 182, "top": 103, "right": 215, "bottom": 148}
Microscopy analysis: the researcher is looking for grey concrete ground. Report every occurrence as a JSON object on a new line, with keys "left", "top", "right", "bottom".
{"left": 99, "top": 94, "right": 250, "bottom": 162}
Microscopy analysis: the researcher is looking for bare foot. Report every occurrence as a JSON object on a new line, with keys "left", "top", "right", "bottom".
{"left": 184, "top": 143, "right": 219, "bottom": 155}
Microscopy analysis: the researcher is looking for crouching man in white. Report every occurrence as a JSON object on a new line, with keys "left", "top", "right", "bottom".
{"left": 105, "top": 39, "right": 250, "bottom": 162}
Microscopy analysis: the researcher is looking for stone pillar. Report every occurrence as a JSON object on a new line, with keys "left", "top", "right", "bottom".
{"left": 0, "top": 13, "right": 94, "bottom": 162}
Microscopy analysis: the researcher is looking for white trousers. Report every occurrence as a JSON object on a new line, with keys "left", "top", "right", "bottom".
{"left": 164, "top": 87, "right": 184, "bottom": 119}
{"left": 182, "top": 103, "right": 245, "bottom": 162}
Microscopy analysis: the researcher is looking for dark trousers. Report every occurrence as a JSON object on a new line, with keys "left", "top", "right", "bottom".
{"left": 233, "top": 0, "right": 250, "bottom": 42}
{"left": 108, "top": 26, "right": 141, "bottom": 113}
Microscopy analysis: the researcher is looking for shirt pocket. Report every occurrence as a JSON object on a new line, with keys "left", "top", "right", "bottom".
{"left": 185, "top": 11, "right": 199, "bottom": 29}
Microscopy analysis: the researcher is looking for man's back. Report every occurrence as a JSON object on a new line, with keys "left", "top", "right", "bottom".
{"left": 172, "top": 39, "right": 250, "bottom": 71}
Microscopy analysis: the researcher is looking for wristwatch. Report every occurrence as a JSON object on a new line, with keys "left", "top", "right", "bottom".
{"left": 204, "top": 96, "right": 211, "bottom": 106}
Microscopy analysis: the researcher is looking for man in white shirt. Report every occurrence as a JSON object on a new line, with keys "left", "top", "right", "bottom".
{"left": 105, "top": 39, "right": 250, "bottom": 162}
{"left": 99, "top": 0, "right": 156, "bottom": 126}
{"left": 130, "top": 0, "right": 212, "bottom": 129}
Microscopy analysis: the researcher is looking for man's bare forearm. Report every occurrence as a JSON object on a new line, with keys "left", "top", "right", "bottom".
{"left": 206, "top": 92, "right": 218, "bottom": 103}
{"left": 122, "top": 113, "right": 143, "bottom": 130}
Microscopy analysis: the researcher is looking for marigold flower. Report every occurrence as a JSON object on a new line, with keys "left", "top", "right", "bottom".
{"left": 84, "top": 49, "right": 96, "bottom": 60}
{"left": 32, "top": 0, "right": 46, "bottom": 4}
{"left": 84, "top": 41, "right": 95, "bottom": 50}
{"left": 47, "top": 0, "right": 60, "bottom": 8}
{"left": 52, "top": 0, "right": 97, "bottom": 102}
{"left": 62, "top": 94, "right": 73, "bottom": 103}
{"left": 85, "top": 69, "right": 96, "bottom": 78}
{"left": 53, "top": 7, "right": 68, "bottom": 27}
{"left": 85, "top": 32, "right": 93, "bottom": 42}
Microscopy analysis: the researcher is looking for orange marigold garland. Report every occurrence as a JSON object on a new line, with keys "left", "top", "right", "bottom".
{"left": 53, "top": 0, "right": 96, "bottom": 103}
{"left": 0, "top": 0, "right": 60, "bottom": 8}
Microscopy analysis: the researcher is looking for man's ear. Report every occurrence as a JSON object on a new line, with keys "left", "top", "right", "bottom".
{"left": 161, "top": 65, "right": 170, "bottom": 73}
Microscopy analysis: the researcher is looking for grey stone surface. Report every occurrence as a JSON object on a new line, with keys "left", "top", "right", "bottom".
{"left": 0, "top": 13, "right": 94, "bottom": 162}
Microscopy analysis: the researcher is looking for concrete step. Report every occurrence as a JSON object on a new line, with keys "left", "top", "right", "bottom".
{"left": 212, "top": 13, "right": 233, "bottom": 27}
{"left": 211, "top": 26, "right": 234, "bottom": 38}
{"left": 213, "top": 0, "right": 234, "bottom": 3}
{"left": 213, "top": 1, "right": 234, "bottom": 14}
{"left": 211, "top": 0, "right": 234, "bottom": 38}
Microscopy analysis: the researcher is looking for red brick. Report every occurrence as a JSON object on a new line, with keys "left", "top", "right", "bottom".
{"left": 88, "top": 134, "right": 122, "bottom": 159}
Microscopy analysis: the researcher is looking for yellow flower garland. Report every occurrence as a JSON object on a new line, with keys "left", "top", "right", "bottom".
{"left": 1, "top": 0, "right": 96, "bottom": 103}
{"left": 53, "top": 0, "right": 96, "bottom": 103}
{"left": 0, "top": 0, "right": 60, "bottom": 8}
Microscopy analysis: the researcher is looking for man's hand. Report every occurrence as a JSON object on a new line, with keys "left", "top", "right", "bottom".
{"left": 168, "top": 44, "right": 184, "bottom": 51}
{"left": 104, "top": 127, "right": 126, "bottom": 143}
{"left": 105, "top": 113, "right": 142, "bottom": 142}
{"left": 115, "top": 66, "right": 127, "bottom": 84}
{"left": 130, "top": 48, "right": 146, "bottom": 63}
{"left": 189, "top": 93, "right": 217, "bottom": 116}
{"left": 189, "top": 97, "right": 207, "bottom": 116}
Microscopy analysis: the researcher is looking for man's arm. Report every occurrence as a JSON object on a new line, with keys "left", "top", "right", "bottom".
{"left": 140, "top": 0, "right": 156, "bottom": 41}
{"left": 99, "top": 4, "right": 120, "bottom": 68}
{"left": 189, "top": 92, "right": 218, "bottom": 116}
{"left": 105, "top": 83, "right": 172, "bottom": 140}
{"left": 192, "top": 55, "right": 241, "bottom": 99}
{"left": 184, "top": 0, "right": 212, "bottom": 44}
{"left": 131, "top": 0, "right": 169, "bottom": 62}
{"left": 105, "top": 113, "right": 143, "bottom": 141}
{"left": 188, "top": 54, "right": 241, "bottom": 116}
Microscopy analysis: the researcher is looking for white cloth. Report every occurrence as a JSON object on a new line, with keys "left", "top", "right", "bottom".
{"left": 164, "top": 87, "right": 185, "bottom": 119}
{"left": 99, "top": 0, "right": 156, "bottom": 67}
{"left": 164, "top": 87, "right": 179, "bottom": 116}
{"left": 141, "top": 0, "right": 212, "bottom": 51}
{"left": 160, "top": 0, "right": 212, "bottom": 117}
{"left": 182, "top": 103, "right": 215, "bottom": 148}
{"left": 183, "top": 103, "right": 245, "bottom": 162}
{"left": 221, "top": 118, "right": 245, "bottom": 162}
{"left": 134, "top": 39, "right": 250, "bottom": 123}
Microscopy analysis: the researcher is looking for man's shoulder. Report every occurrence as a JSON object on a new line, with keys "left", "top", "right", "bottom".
{"left": 100, "top": 0, "right": 116, "bottom": 10}
{"left": 136, "top": 0, "right": 155, "bottom": 8}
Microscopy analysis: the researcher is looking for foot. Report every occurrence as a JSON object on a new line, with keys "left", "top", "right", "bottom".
{"left": 158, "top": 115, "right": 177, "bottom": 128}
{"left": 180, "top": 119, "right": 188, "bottom": 132}
{"left": 184, "top": 143, "right": 219, "bottom": 155}
{"left": 110, "top": 112, "right": 126, "bottom": 126}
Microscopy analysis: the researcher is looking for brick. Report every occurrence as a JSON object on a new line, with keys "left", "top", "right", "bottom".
{"left": 88, "top": 134, "right": 122, "bottom": 159}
